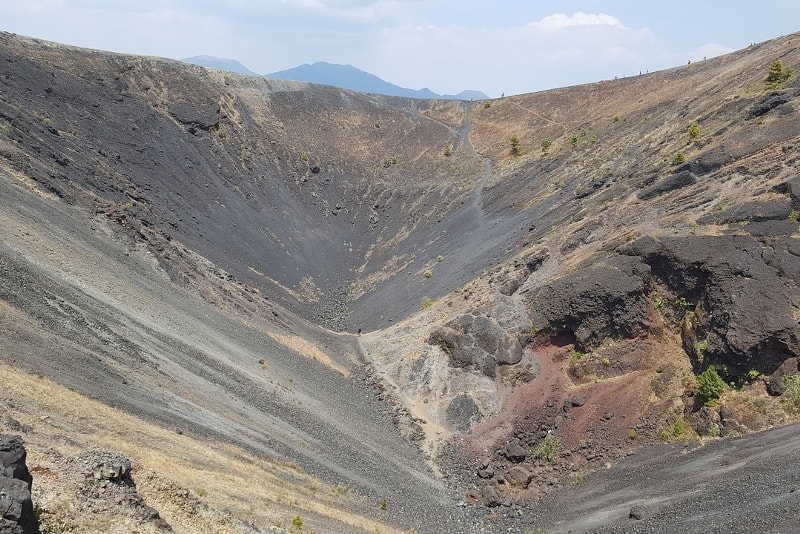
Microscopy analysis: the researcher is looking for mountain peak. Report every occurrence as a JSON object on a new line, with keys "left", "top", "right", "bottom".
{"left": 266, "top": 62, "right": 488, "bottom": 100}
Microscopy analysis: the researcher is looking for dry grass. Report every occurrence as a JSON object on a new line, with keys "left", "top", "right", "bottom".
{"left": 0, "top": 363, "right": 402, "bottom": 533}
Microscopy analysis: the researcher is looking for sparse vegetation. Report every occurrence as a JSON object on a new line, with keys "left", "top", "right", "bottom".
{"left": 300, "top": 151, "right": 309, "bottom": 162}
{"left": 483, "top": 100, "right": 492, "bottom": 108}
{"left": 443, "top": 143, "right": 453, "bottom": 156}
{"left": 672, "top": 296, "right": 691, "bottom": 310}
{"left": 379, "top": 497, "right": 387, "bottom": 510}
{"left": 421, "top": 296, "right": 434, "bottom": 309}
{"left": 782, "top": 374, "right": 800, "bottom": 413}
{"left": 688, "top": 121, "right": 701, "bottom": 143}
{"left": 660, "top": 417, "right": 694, "bottom": 442}
{"left": 437, "top": 255, "right": 443, "bottom": 262}
{"left": 765, "top": 58, "right": 793, "bottom": 88}
{"left": 424, "top": 269, "right": 432, "bottom": 279}
{"left": 291, "top": 515, "right": 304, "bottom": 531}
{"left": 541, "top": 138, "right": 552, "bottom": 154}
{"left": 789, "top": 210, "right": 799, "bottom": 222}
{"left": 697, "top": 365, "right": 726, "bottom": 406}
{"left": 510, "top": 135, "right": 522, "bottom": 156}
{"left": 571, "top": 133, "right": 579, "bottom": 148}
{"left": 673, "top": 152, "right": 686, "bottom": 165}
{"left": 534, "top": 434, "right": 561, "bottom": 464}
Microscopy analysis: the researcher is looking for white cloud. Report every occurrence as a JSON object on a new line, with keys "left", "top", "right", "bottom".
{"left": 529, "top": 12, "right": 628, "bottom": 31}
{"left": 361, "top": 12, "right": 654, "bottom": 96}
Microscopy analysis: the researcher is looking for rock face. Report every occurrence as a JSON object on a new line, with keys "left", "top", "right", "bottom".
{"left": 622, "top": 235, "right": 800, "bottom": 376}
{"left": 0, "top": 435, "right": 35, "bottom": 534}
{"left": 428, "top": 314, "right": 524, "bottom": 377}
{"left": 524, "top": 255, "right": 652, "bottom": 351}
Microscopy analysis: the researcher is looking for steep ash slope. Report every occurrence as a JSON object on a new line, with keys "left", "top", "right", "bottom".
{"left": 1, "top": 30, "right": 800, "bottom": 533}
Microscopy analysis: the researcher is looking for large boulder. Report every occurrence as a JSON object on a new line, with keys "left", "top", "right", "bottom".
{"left": 0, "top": 435, "right": 35, "bottom": 534}
{"left": 428, "top": 314, "right": 524, "bottom": 377}
{"left": 524, "top": 255, "right": 652, "bottom": 351}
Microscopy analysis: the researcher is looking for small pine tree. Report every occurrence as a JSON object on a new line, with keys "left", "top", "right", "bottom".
{"left": 697, "top": 365, "right": 725, "bottom": 405}
{"left": 688, "top": 121, "right": 701, "bottom": 143}
{"left": 510, "top": 135, "right": 522, "bottom": 156}
{"left": 765, "top": 58, "right": 793, "bottom": 88}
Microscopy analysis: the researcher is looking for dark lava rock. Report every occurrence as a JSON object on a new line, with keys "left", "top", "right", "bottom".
{"left": 506, "top": 465, "right": 533, "bottom": 489}
{"left": 638, "top": 170, "right": 697, "bottom": 200}
{"left": 689, "top": 406, "right": 721, "bottom": 437}
{"left": 167, "top": 99, "right": 220, "bottom": 130}
{"left": 741, "top": 220, "right": 799, "bottom": 237}
{"left": 622, "top": 235, "right": 800, "bottom": 375}
{"left": 0, "top": 435, "right": 35, "bottom": 534}
{"left": 428, "top": 314, "right": 524, "bottom": 377}
{"left": 503, "top": 440, "right": 528, "bottom": 462}
{"left": 445, "top": 394, "right": 482, "bottom": 432}
{"left": 676, "top": 147, "right": 731, "bottom": 176}
{"left": 772, "top": 176, "right": 800, "bottom": 210}
{"left": 0, "top": 437, "right": 30, "bottom": 486}
{"left": 696, "top": 199, "right": 792, "bottom": 225}
{"left": 766, "top": 357, "right": 799, "bottom": 396}
{"left": 748, "top": 92, "right": 792, "bottom": 119}
{"left": 480, "top": 485, "right": 503, "bottom": 507}
{"left": 525, "top": 255, "right": 652, "bottom": 351}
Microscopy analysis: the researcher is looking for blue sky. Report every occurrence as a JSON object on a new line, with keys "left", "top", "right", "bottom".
{"left": 2, "top": 1, "right": 798, "bottom": 97}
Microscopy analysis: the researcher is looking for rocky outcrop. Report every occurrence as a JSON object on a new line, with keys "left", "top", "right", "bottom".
{"left": 523, "top": 255, "right": 652, "bottom": 351}
{"left": 696, "top": 199, "right": 793, "bottom": 225}
{"left": 74, "top": 449, "right": 170, "bottom": 531}
{"left": 622, "top": 235, "right": 800, "bottom": 376}
{"left": 0, "top": 435, "right": 35, "bottom": 534}
{"left": 428, "top": 314, "right": 524, "bottom": 378}
{"left": 167, "top": 99, "right": 220, "bottom": 131}
{"left": 637, "top": 170, "right": 697, "bottom": 200}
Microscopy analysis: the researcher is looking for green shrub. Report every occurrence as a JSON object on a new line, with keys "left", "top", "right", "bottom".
{"left": 483, "top": 100, "right": 492, "bottom": 108}
{"left": 541, "top": 138, "right": 552, "bottom": 154}
{"left": 510, "top": 135, "right": 522, "bottom": 156}
{"left": 421, "top": 296, "right": 434, "bottom": 309}
{"left": 697, "top": 365, "right": 725, "bottom": 405}
{"left": 673, "top": 152, "right": 686, "bottom": 165}
{"left": 534, "top": 434, "right": 560, "bottom": 464}
{"left": 292, "top": 515, "right": 303, "bottom": 530}
{"left": 789, "top": 210, "right": 799, "bottom": 222}
{"left": 571, "top": 133, "right": 579, "bottom": 148}
{"left": 443, "top": 143, "right": 453, "bottom": 156}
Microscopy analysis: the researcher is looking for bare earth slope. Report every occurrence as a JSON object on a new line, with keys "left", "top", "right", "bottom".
{"left": 1, "top": 30, "right": 800, "bottom": 533}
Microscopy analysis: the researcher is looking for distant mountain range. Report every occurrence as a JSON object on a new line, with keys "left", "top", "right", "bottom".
{"left": 182, "top": 56, "right": 488, "bottom": 101}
